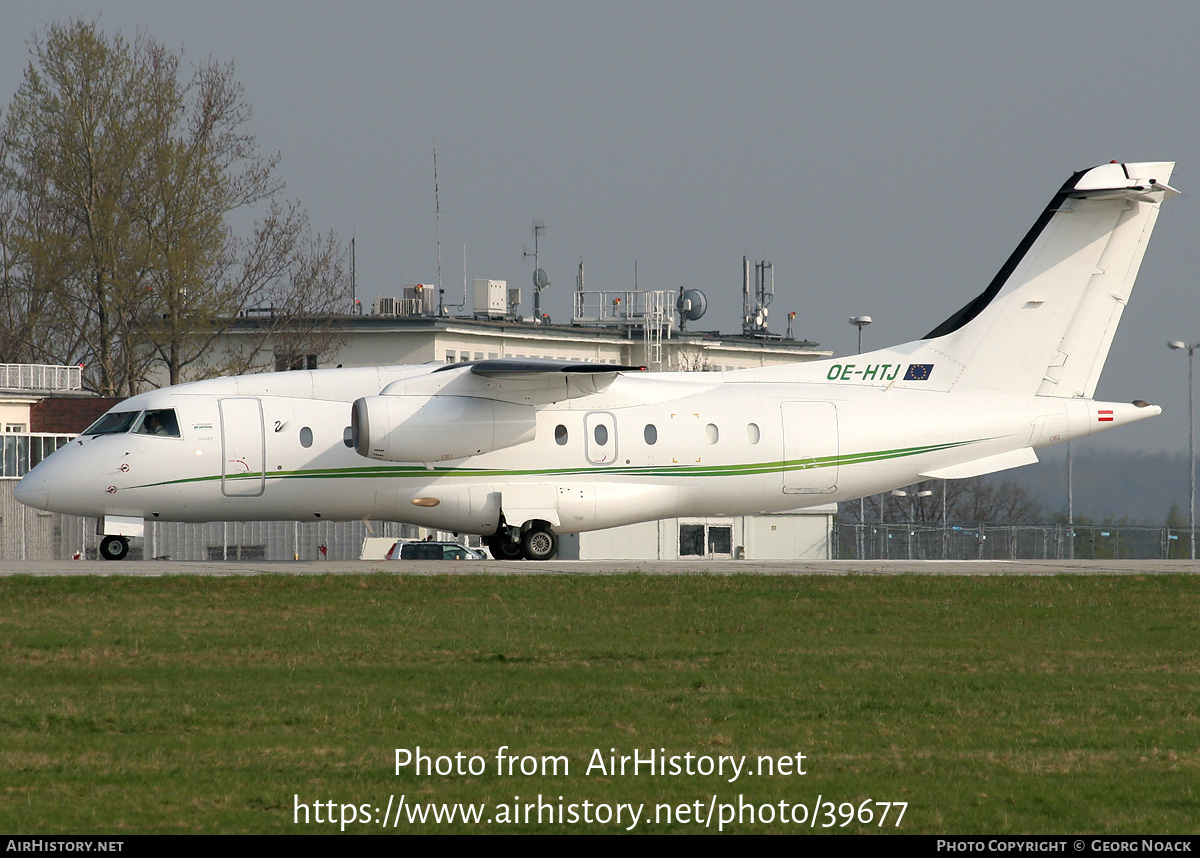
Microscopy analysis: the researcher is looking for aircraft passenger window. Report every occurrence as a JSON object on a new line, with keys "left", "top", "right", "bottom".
{"left": 84, "top": 411, "right": 141, "bottom": 436}
{"left": 747, "top": 423, "right": 761, "bottom": 444}
{"left": 705, "top": 423, "right": 719, "bottom": 445}
{"left": 343, "top": 427, "right": 354, "bottom": 448}
{"left": 299, "top": 427, "right": 313, "bottom": 448}
{"left": 644, "top": 424, "right": 657, "bottom": 445}
{"left": 593, "top": 424, "right": 609, "bottom": 446}
{"left": 132, "top": 409, "right": 180, "bottom": 437}
{"left": 555, "top": 425, "right": 568, "bottom": 445}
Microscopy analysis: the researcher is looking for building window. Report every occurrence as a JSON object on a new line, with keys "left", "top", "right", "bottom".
{"left": 1, "top": 434, "right": 72, "bottom": 478}
{"left": 679, "top": 524, "right": 705, "bottom": 556}
{"left": 275, "top": 353, "right": 317, "bottom": 371}
{"left": 679, "top": 521, "right": 734, "bottom": 558}
{"left": 708, "top": 526, "right": 733, "bottom": 555}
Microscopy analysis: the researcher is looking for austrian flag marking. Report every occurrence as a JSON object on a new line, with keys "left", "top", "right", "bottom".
{"left": 1098, "top": 410, "right": 1114, "bottom": 422}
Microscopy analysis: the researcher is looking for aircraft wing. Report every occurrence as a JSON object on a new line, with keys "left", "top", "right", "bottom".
{"left": 382, "top": 358, "right": 648, "bottom": 405}
{"left": 441, "top": 358, "right": 647, "bottom": 378}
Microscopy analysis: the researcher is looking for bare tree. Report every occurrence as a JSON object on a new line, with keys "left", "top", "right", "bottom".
{"left": 202, "top": 205, "right": 350, "bottom": 378}
{"left": 0, "top": 20, "right": 349, "bottom": 393}
{"left": 840, "top": 476, "right": 1044, "bottom": 525}
{"left": 672, "top": 347, "right": 716, "bottom": 372}
{"left": 0, "top": 22, "right": 163, "bottom": 392}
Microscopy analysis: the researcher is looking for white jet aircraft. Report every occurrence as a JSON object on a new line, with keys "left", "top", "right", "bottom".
{"left": 15, "top": 160, "right": 1179, "bottom": 561}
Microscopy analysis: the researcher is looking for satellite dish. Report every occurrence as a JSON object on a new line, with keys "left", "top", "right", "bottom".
{"left": 533, "top": 268, "right": 550, "bottom": 291}
{"left": 677, "top": 289, "right": 707, "bottom": 322}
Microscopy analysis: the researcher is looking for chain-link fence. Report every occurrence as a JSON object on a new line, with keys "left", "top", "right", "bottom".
{"left": 835, "top": 522, "right": 1193, "bottom": 560}
{"left": 1, "top": 511, "right": 436, "bottom": 562}
{"left": 1, "top": 480, "right": 473, "bottom": 561}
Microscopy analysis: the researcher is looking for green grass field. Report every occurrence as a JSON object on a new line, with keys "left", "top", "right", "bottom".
{"left": 1, "top": 573, "right": 1198, "bottom": 834}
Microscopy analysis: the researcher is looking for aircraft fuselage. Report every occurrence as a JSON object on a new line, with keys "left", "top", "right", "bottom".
{"left": 15, "top": 363, "right": 1142, "bottom": 536}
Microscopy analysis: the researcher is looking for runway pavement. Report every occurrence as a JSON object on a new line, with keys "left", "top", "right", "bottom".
{"left": 2, "top": 558, "right": 1200, "bottom": 576}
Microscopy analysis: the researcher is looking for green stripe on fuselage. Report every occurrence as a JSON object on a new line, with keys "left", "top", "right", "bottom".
{"left": 131, "top": 438, "right": 982, "bottom": 489}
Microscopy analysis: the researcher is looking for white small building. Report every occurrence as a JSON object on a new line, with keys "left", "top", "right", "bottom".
{"left": 559, "top": 507, "right": 836, "bottom": 560}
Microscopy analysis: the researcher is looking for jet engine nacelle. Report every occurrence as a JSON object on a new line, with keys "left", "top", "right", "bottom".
{"left": 352, "top": 394, "right": 536, "bottom": 462}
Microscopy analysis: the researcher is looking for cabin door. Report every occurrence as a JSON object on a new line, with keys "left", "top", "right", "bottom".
{"left": 584, "top": 411, "right": 617, "bottom": 465}
{"left": 220, "top": 398, "right": 266, "bottom": 497}
{"left": 781, "top": 401, "right": 839, "bottom": 494}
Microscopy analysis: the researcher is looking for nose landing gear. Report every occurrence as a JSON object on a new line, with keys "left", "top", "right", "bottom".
{"left": 99, "top": 535, "right": 130, "bottom": 561}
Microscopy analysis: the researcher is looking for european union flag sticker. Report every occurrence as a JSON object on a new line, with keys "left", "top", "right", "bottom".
{"left": 904, "top": 364, "right": 933, "bottom": 381}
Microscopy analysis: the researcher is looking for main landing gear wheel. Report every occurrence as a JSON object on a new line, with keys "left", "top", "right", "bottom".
{"left": 520, "top": 526, "right": 558, "bottom": 561}
{"left": 486, "top": 533, "right": 523, "bottom": 560}
{"left": 99, "top": 535, "right": 129, "bottom": 561}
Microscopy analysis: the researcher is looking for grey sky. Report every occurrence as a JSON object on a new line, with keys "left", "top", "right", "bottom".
{"left": 3, "top": 1, "right": 1199, "bottom": 457}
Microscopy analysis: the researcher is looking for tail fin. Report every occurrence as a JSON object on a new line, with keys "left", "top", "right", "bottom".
{"left": 913, "top": 161, "right": 1178, "bottom": 397}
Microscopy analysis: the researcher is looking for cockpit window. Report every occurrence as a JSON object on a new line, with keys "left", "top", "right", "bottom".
{"left": 83, "top": 409, "right": 182, "bottom": 437}
{"left": 84, "top": 411, "right": 141, "bottom": 436}
{"left": 132, "top": 409, "right": 181, "bottom": 437}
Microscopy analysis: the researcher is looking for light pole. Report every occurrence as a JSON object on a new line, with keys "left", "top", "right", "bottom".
{"left": 850, "top": 315, "right": 872, "bottom": 558}
{"left": 942, "top": 480, "right": 948, "bottom": 559}
{"left": 1067, "top": 438, "right": 1074, "bottom": 560}
{"left": 850, "top": 315, "right": 872, "bottom": 354}
{"left": 893, "top": 488, "right": 933, "bottom": 559}
{"left": 1169, "top": 340, "right": 1197, "bottom": 559}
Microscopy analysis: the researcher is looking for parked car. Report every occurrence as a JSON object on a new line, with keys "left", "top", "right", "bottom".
{"left": 384, "top": 540, "right": 488, "bottom": 561}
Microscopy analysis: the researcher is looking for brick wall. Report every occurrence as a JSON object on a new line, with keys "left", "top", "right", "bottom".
{"left": 30, "top": 397, "right": 122, "bottom": 434}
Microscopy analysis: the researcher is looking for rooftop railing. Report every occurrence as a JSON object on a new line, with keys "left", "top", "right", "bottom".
{"left": 0, "top": 364, "right": 83, "bottom": 392}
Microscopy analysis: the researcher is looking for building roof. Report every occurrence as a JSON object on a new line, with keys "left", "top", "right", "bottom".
{"left": 228, "top": 313, "right": 830, "bottom": 357}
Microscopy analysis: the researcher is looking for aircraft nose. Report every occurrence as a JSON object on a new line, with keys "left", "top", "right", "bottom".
{"left": 14, "top": 468, "right": 50, "bottom": 511}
